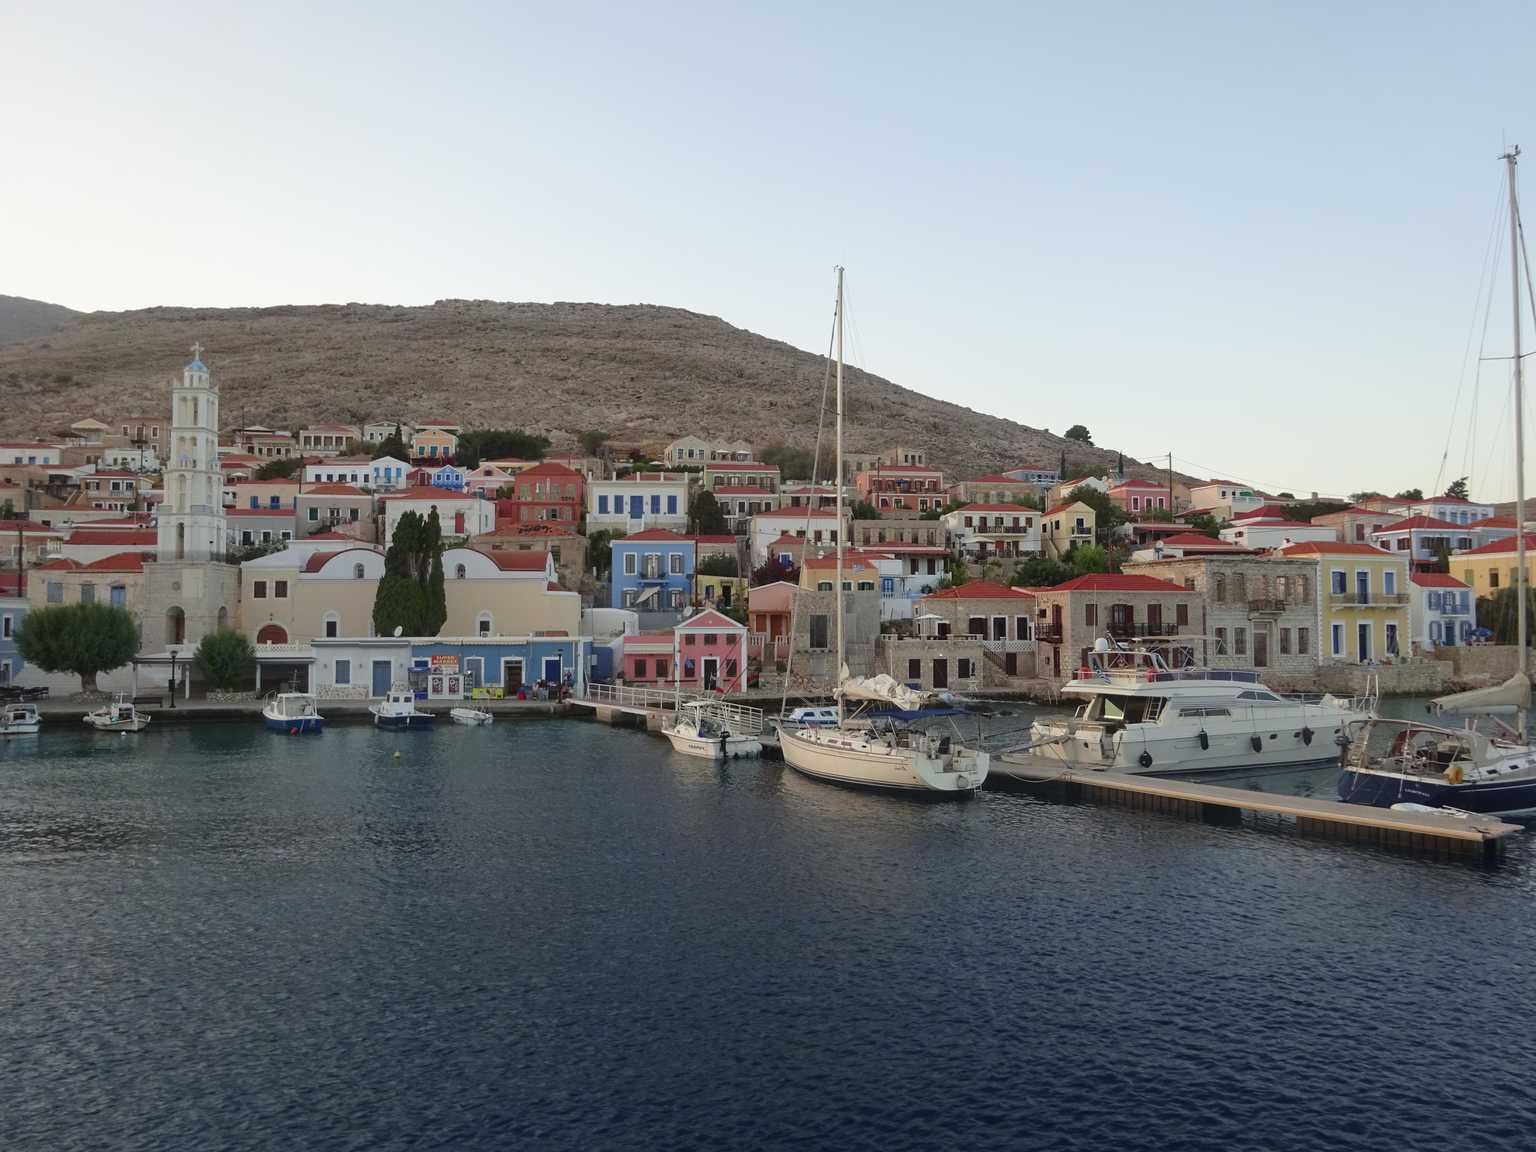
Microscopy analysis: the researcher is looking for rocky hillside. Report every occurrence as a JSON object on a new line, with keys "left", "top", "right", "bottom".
{"left": 0, "top": 294, "right": 81, "bottom": 345}
{"left": 0, "top": 298, "right": 1148, "bottom": 478}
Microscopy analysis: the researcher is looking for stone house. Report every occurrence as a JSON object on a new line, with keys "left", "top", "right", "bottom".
{"left": 1032, "top": 573, "right": 1199, "bottom": 681}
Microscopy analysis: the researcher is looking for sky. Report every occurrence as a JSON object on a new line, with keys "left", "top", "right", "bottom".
{"left": 7, "top": 1, "right": 1536, "bottom": 500}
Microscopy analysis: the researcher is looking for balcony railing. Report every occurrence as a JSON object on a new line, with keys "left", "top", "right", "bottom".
{"left": 1106, "top": 621, "right": 1179, "bottom": 639}
{"left": 1329, "top": 592, "right": 1409, "bottom": 606}
{"left": 1036, "top": 626, "right": 1064, "bottom": 643}
{"left": 1248, "top": 598, "right": 1286, "bottom": 614}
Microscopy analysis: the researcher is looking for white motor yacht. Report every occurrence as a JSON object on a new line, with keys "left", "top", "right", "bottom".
{"left": 663, "top": 701, "right": 762, "bottom": 760}
{"left": 1, "top": 703, "right": 42, "bottom": 736}
{"left": 1015, "top": 640, "right": 1370, "bottom": 776}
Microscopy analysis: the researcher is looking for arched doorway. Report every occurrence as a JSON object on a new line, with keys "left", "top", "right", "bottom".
{"left": 256, "top": 624, "right": 288, "bottom": 645}
{"left": 165, "top": 607, "right": 185, "bottom": 646}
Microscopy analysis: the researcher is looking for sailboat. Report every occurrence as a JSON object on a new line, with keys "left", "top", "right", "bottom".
{"left": 1338, "top": 147, "right": 1536, "bottom": 816}
{"left": 777, "top": 269, "right": 990, "bottom": 794}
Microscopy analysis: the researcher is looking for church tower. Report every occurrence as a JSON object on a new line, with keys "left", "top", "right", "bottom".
{"left": 157, "top": 343, "right": 226, "bottom": 561}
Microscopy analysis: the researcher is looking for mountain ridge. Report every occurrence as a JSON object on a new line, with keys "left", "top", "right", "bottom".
{"left": 0, "top": 297, "right": 1149, "bottom": 479}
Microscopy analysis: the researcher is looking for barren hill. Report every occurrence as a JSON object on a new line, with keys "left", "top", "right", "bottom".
{"left": 0, "top": 298, "right": 1146, "bottom": 478}
{"left": 0, "top": 294, "right": 81, "bottom": 345}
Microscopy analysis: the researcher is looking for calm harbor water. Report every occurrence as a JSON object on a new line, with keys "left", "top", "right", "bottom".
{"left": 3, "top": 716, "right": 1535, "bottom": 1151}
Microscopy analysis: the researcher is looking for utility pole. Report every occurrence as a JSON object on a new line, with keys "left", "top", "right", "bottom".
{"left": 1166, "top": 452, "right": 1174, "bottom": 518}
{"left": 1505, "top": 146, "right": 1527, "bottom": 709}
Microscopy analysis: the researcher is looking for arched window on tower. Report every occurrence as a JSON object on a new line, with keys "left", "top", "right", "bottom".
{"left": 455, "top": 563, "right": 466, "bottom": 579}
{"left": 353, "top": 563, "right": 366, "bottom": 580}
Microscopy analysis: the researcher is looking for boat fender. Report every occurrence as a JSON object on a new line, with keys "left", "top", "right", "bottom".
{"left": 1198, "top": 729, "right": 1209, "bottom": 751}
{"left": 1250, "top": 734, "right": 1263, "bottom": 753}
{"left": 1301, "top": 727, "right": 1314, "bottom": 746}
{"left": 1445, "top": 764, "right": 1464, "bottom": 784}
{"left": 1138, "top": 750, "right": 1153, "bottom": 769}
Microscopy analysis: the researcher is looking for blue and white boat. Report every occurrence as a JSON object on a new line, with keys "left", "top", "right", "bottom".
{"left": 1338, "top": 675, "right": 1536, "bottom": 816}
{"left": 369, "top": 686, "right": 435, "bottom": 730}
{"left": 262, "top": 692, "right": 324, "bottom": 734}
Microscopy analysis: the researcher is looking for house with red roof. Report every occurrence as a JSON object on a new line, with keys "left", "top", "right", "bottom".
{"left": 1448, "top": 532, "right": 1536, "bottom": 600}
{"left": 1409, "top": 572, "right": 1474, "bottom": 651}
{"left": 940, "top": 503, "right": 1040, "bottom": 559}
{"left": 1030, "top": 574, "right": 1200, "bottom": 680}
{"left": 28, "top": 552, "right": 149, "bottom": 624}
{"left": 1309, "top": 504, "right": 1400, "bottom": 545}
{"left": 495, "top": 461, "right": 585, "bottom": 527}
{"left": 618, "top": 607, "right": 748, "bottom": 692}
{"left": 380, "top": 489, "right": 495, "bottom": 545}
{"left": 55, "top": 529, "right": 158, "bottom": 566}
{"left": 1403, "top": 494, "right": 1496, "bottom": 526}
{"left": 1189, "top": 480, "right": 1265, "bottom": 519}
{"left": 1368, "top": 515, "right": 1477, "bottom": 570}
{"left": 948, "top": 473, "right": 1046, "bottom": 506}
{"left": 1040, "top": 500, "right": 1097, "bottom": 559}
{"left": 1107, "top": 477, "right": 1174, "bottom": 517}
{"left": 1273, "top": 541, "right": 1410, "bottom": 662}
{"left": 879, "top": 580, "right": 1042, "bottom": 687}
{"left": 855, "top": 461, "right": 945, "bottom": 514}
{"left": 297, "top": 423, "right": 361, "bottom": 457}
{"left": 1219, "top": 517, "right": 1336, "bottom": 551}
{"left": 297, "top": 483, "right": 375, "bottom": 542}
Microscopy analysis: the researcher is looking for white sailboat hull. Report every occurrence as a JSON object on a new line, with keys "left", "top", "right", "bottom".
{"left": 779, "top": 725, "right": 988, "bottom": 793}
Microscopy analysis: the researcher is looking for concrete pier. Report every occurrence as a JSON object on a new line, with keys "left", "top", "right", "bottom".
{"left": 994, "top": 756, "right": 1521, "bottom": 861}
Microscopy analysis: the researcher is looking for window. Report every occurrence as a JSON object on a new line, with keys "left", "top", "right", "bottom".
{"left": 1384, "top": 570, "right": 1397, "bottom": 596}
{"left": 1491, "top": 569, "right": 1501, "bottom": 589}
{"left": 1331, "top": 623, "right": 1343, "bottom": 656}
{"left": 667, "top": 495, "right": 678, "bottom": 515}
{"left": 598, "top": 495, "right": 609, "bottom": 514}
{"left": 253, "top": 580, "right": 268, "bottom": 599}
{"left": 809, "top": 614, "right": 830, "bottom": 650}
{"left": 1214, "top": 627, "right": 1227, "bottom": 654}
{"left": 325, "top": 617, "right": 339, "bottom": 638}
{"left": 1214, "top": 575, "right": 1226, "bottom": 602}
{"left": 650, "top": 495, "right": 661, "bottom": 514}
{"left": 908, "top": 658, "right": 922, "bottom": 679}
{"left": 684, "top": 634, "right": 696, "bottom": 647}
{"left": 350, "top": 508, "right": 360, "bottom": 522}
{"left": 308, "top": 507, "right": 319, "bottom": 522}
{"left": 80, "top": 583, "right": 95, "bottom": 604}
{"left": 1297, "top": 627, "right": 1310, "bottom": 655}
{"left": 817, "top": 580, "right": 833, "bottom": 592}
{"left": 0, "top": 615, "right": 8, "bottom": 639}
{"left": 1279, "top": 628, "right": 1291, "bottom": 655}
{"left": 110, "top": 585, "right": 126, "bottom": 608}
{"left": 857, "top": 580, "right": 874, "bottom": 591}
{"left": 478, "top": 614, "right": 492, "bottom": 636}
{"left": 1085, "top": 603, "right": 1097, "bottom": 626}
{"left": 269, "top": 496, "right": 280, "bottom": 509}
{"left": 1234, "top": 627, "right": 1247, "bottom": 656}
{"left": 1331, "top": 570, "right": 1347, "bottom": 595}
{"left": 455, "top": 563, "right": 467, "bottom": 579}
{"left": 957, "top": 658, "right": 973, "bottom": 679}
{"left": 353, "top": 563, "right": 365, "bottom": 580}
{"left": 1427, "top": 590, "right": 1441, "bottom": 610}
{"left": 634, "top": 658, "right": 648, "bottom": 678}
{"left": 275, "top": 580, "right": 288, "bottom": 598}
{"left": 335, "top": 659, "right": 352, "bottom": 685}
{"left": 623, "top": 552, "right": 637, "bottom": 576}
{"left": 1175, "top": 603, "right": 1189, "bottom": 626}
{"left": 669, "top": 553, "right": 683, "bottom": 575}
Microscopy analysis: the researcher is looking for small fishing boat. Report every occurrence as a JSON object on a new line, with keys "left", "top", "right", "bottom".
{"left": 83, "top": 695, "right": 150, "bottom": 732}
{"left": 450, "top": 707, "right": 493, "bottom": 726}
{"left": 262, "top": 692, "right": 324, "bottom": 734}
{"left": 663, "top": 701, "right": 762, "bottom": 760}
{"left": 370, "top": 686, "right": 435, "bottom": 729}
{"left": 0, "top": 702, "right": 42, "bottom": 736}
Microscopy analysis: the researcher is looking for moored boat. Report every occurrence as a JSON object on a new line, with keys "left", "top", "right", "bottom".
{"left": 262, "top": 692, "right": 324, "bottom": 734}
{"left": 1, "top": 702, "right": 42, "bottom": 736}
{"left": 450, "top": 707, "right": 493, "bottom": 726}
{"left": 370, "top": 686, "right": 435, "bottom": 729}
{"left": 662, "top": 701, "right": 761, "bottom": 760}
{"left": 83, "top": 695, "right": 150, "bottom": 732}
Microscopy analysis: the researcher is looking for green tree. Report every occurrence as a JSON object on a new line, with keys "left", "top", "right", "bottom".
{"left": 1065, "top": 484, "right": 1125, "bottom": 539}
{"left": 1011, "top": 556, "right": 1076, "bottom": 587}
{"left": 372, "top": 425, "right": 409, "bottom": 461}
{"left": 697, "top": 554, "right": 739, "bottom": 577}
{"left": 1185, "top": 511, "right": 1224, "bottom": 538}
{"left": 256, "top": 456, "right": 303, "bottom": 480}
{"left": 1478, "top": 587, "right": 1536, "bottom": 645}
{"left": 1010, "top": 492, "right": 1043, "bottom": 511}
{"left": 759, "top": 443, "right": 817, "bottom": 480}
{"left": 849, "top": 501, "right": 880, "bottom": 520}
{"left": 937, "top": 561, "right": 970, "bottom": 589}
{"left": 457, "top": 429, "right": 551, "bottom": 469}
{"left": 425, "top": 548, "right": 446, "bottom": 636}
{"left": 193, "top": 629, "right": 255, "bottom": 691}
{"left": 372, "top": 509, "right": 446, "bottom": 637}
{"left": 689, "top": 490, "right": 729, "bottom": 535}
{"left": 751, "top": 556, "right": 798, "bottom": 586}
{"left": 1445, "top": 476, "right": 1470, "bottom": 500}
{"left": 1064, "top": 424, "right": 1093, "bottom": 444}
{"left": 1068, "top": 543, "right": 1113, "bottom": 574}
{"left": 588, "top": 530, "right": 622, "bottom": 579}
{"left": 578, "top": 430, "right": 610, "bottom": 456}
{"left": 1394, "top": 487, "right": 1424, "bottom": 501}
{"left": 15, "top": 603, "right": 138, "bottom": 692}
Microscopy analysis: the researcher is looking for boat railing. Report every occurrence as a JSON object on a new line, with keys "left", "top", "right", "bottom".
{"left": 1080, "top": 666, "right": 1262, "bottom": 685}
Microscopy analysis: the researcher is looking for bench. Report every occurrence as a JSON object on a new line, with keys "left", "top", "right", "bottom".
{"left": 131, "top": 694, "right": 166, "bottom": 708}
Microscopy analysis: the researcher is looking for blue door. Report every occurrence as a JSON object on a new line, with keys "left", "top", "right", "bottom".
{"left": 543, "top": 656, "right": 562, "bottom": 683}
{"left": 1355, "top": 571, "right": 1369, "bottom": 604}
{"left": 371, "top": 660, "right": 392, "bottom": 697}
{"left": 629, "top": 494, "right": 643, "bottom": 519}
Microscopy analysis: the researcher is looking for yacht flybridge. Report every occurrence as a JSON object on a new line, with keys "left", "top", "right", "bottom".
{"left": 1021, "top": 640, "right": 1371, "bottom": 775}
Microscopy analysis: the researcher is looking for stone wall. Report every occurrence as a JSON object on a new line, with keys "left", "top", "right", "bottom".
{"left": 1435, "top": 645, "right": 1523, "bottom": 681}
{"left": 1314, "top": 659, "right": 1452, "bottom": 697}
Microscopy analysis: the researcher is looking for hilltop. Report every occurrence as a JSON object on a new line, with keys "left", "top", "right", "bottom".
{"left": 0, "top": 298, "right": 1152, "bottom": 478}
{"left": 0, "top": 294, "right": 81, "bottom": 345}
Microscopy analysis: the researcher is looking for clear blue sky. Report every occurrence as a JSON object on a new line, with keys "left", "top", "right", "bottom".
{"left": 8, "top": 2, "right": 1536, "bottom": 499}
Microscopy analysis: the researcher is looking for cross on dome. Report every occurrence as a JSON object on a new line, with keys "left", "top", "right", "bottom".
{"left": 190, "top": 341, "right": 205, "bottom": 361}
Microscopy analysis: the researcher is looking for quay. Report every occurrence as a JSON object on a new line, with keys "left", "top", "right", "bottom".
{"left": 569, "top": 683, "right": 766, "bottom": 735}
{"left": 993, "top": 756, "right": 1521, "bottom": 860}
{"left": 33, "top": 697, "right": 567, "bottom": 726}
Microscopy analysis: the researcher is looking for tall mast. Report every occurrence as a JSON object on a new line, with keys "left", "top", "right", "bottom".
{"left": 1506, "top": 147, "right": 1527, "bottom": 716}
{"left": 834, "top": 266, "right": 846, "bottom": 722}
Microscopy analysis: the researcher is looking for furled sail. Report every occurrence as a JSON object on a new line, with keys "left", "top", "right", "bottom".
{"left": 1431, "top": 672, "right": 1531, "bottom": 715}
{"left": 837, "top": 669, "right": 932, "bottom": 711}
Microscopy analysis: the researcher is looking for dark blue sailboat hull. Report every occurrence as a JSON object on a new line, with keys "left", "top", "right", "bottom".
{"left": 1338, "top": 768, "right": 1536, "bottom": 816}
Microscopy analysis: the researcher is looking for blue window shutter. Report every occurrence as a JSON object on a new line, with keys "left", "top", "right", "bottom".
{"left": 598, "top": 495, "right": 608, "bottom": 514}
{"left": 668, "top": 495, "right": 678, "bottom": 514}
{"left": 651, "top": 495, "right": 660, "bottom": 514}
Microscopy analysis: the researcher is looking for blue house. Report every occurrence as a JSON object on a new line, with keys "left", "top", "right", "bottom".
{"left": 410, "top": 636, "right": 589, "bottom": 697}
{"left": 610, "top": 529, "right": 696, "bottom": 612}
{"left": 430, "top": 464, "right": 468, "bottom": 492}
{"left": 0, "top": 596, "right": 27, "bottom": 686}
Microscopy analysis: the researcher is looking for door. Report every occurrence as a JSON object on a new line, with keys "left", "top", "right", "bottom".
{"left": 629, "top": 494, "right": 643, "bottom": 519}
{"left": 1005, "top": 652, "right": 1018, "bottom": 676}
{"left": 1146, "top": 603, "right": 1163, "bottom": 633}
{"left": 503, "top": 658, "right": 524, "bottom": 691}
{"left": 371, "top": 660, "right": 392, "bottom": 697}
{"left": 1052, "top": 646, "right": 1061, "bottom": 677}
{"left": 932, "top": 659, "right": 949, "bottom": 689}
{"left": 1357, "top": 623, "right": 1370, "bottom": 662}
{"left": 542, "top": 656, "right": 562, "bottom": 684}
{"left": 1253, "top": 630, "right": 1268, "bottom": 668}
{"left": 702, "top": 657, "right": 719, "bottom": 690}
{"left": 1356, "top": 571, "right": 1369, "bottom": 604}
{"left": 992, "top": 617, "right": 1007, "bottom": 641}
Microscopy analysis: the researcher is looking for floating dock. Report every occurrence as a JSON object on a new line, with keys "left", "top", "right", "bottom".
{"left": 993, "top": 756, "right": 1521, "bottom": 861}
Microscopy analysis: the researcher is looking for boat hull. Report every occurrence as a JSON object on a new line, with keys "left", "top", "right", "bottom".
{"left": 263, "top": 713, "right": 324, "bottom": 734}
{"left": 449, "top": 709, "right": 493, "bottom": 726}
{"left": 0, "top": 723, "right": 41, "bottom": 736}
{"left": 779, "top": 726, "right": 988, "bottom": 794}
{"left": 1338, "top": 767, "right": 1536, "bottom": 816}
{"left": 663, "top": 727, "right": 761, "bottom": 760}
{"left": 1031, "top": 716, "right": 1357, "bottom": 776}
{"left": 372, "top": 711, "right": 435, "bottom": 729}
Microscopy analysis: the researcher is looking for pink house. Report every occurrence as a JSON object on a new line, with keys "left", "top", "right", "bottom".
{"left": 620, "top": 607, "right": 749, "bottom": 692}
{"left": 1108, "top": 478, "right": 1171, "bottom": 516}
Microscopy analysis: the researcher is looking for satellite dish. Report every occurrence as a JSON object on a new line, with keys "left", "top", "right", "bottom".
{"left": 393, "top": 625, "right": 403, "bottom": 637}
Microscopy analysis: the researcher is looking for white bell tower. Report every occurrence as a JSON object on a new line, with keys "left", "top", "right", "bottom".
{"left": 157, "top": 342, "right": 226, "bottom": 562}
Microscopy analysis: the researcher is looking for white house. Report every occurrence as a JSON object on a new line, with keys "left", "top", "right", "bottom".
{"left": 1191, "top": 481, "right": 1265, "bottom": 519}
{"left": 0, "top": 442, "right": 61, "bottom": 466}
{"left": 1219, "top": 518, "right": 1336, "bottom": 551}
{"left": 369, "top": 456, "right": 410, "bottom": 491}
{"left": 1369, "top": 516, "right": 1477, "bottom": 568}
{"left": 1409, "top": 572, "right": 1474, "bottom": 651}
{"left": 101, "top": 445, "right": 162, "bottom": 473}
{"left": 303, "top": 456, "right": 374, "bottom": 487}
{"left": 297, "top": 423, "right": 360, "bottom": 456}
{"left": 1405, "top": 495, "right": 1497, "bottom": 526}
{"left": 665, "top": 436, "right": 710, "bottom": 466}
{"left": 747, "top": 508, "right": 849, "bottom": 565}
{"left": 380, "top": 491, "right": 495, "bottom": 545}
{"left": 363, "top": 420, "right": 412, "bottom": 444}
{"left": 940, "top": 504, "right": 1040, "bottom": 559}
{"left": 588, "top": 474, "right": 690, "bottom": 532}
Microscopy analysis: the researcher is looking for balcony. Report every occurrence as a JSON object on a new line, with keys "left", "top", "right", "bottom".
{"left": 1106, "top": 621, "right": 1179, "bottom": 639}
{"left": 1036, "top": 626, "right": 1064, "bottom": 643}
{"left": 1329, "top": 592, "right": 1409, "bottom": 607}
{"left": 1248, "top": 598, "right": 1286, "bottom": 615}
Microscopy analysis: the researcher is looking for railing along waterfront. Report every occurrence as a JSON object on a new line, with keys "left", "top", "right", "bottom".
{"left": 578, "top": 682, "right": 765, "bottom": 734}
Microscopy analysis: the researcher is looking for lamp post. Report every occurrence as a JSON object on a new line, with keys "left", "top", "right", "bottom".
{"left": 169, "top": 650, "right": 178, "bottom": 709}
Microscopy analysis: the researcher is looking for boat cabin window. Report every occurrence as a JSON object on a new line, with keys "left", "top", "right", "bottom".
{"left": 1177, "top": 706, "right": 1232, "bottom": 718}
{"left": 1235, "top": 689, "right": 1284, "bottom": 703}
{"left": 1089, "top": 694, "right": 1166, "bottom": 724}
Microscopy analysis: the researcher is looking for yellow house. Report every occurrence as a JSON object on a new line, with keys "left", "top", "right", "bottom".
{"left": 1041, "top": 500, "right": 1096, "bottom": 559}
{"left": 695, "top": 573, "right": 748, "bottom": 612}
{"left": 410, "top": 426, "right": 459, "bottom": 462}
{"left": 1453, "top": 533, "right": 1536, "bottom": 600}
{"left": 1275, "top": 541, "right": 1410, "bottom": 662}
